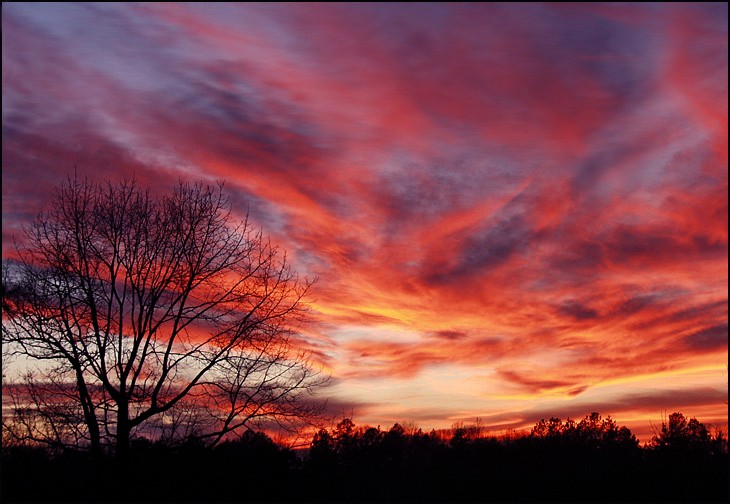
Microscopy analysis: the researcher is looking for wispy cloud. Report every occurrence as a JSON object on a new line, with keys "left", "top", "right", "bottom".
{"left": 2, "top": 2, "right": 726, "bottom": 440}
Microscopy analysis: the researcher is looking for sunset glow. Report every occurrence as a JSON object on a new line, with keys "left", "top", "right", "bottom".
{"left": 2, "top": 3, "right": 727, "bottom": 442}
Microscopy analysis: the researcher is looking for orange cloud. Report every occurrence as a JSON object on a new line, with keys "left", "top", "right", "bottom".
{"left": 2, "top": 3, "right": 726, "bottom": 441}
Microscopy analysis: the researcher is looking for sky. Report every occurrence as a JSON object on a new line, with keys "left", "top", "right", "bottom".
{"left": 2, "top": 2, "right": 727, "bottom": 442}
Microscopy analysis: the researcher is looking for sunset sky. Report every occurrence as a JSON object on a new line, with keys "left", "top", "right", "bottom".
{"left": 2, "top": 3, "right": 727, "bottom": 442}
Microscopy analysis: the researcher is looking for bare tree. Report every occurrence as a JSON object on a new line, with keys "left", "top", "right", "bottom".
{"left": 1, "top": 175, "right": 326, "bottom": 458}
{"left": 2, "top": 371, "right": 94, "bottom": 453}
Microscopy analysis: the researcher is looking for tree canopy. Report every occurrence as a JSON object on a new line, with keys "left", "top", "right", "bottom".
{"left": 2, "top": 175, "right": 327, "bottom": 457}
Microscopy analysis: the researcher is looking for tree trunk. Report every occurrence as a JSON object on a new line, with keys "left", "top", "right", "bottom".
{"left": 113, "top": 399, "right": 132, "bottom": 499}
{"left": 116, "top": 399, "right": 130, "bottom": 462}
{"left": 75, "top": 368, "right": 102, "bottom": 459}
{"left": 87, "top": 409, "right": 102, "bottom": 459}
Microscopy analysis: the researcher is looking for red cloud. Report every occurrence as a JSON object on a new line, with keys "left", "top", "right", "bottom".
{"left": 2, "top": 3, "right": 726, "bottom": 438}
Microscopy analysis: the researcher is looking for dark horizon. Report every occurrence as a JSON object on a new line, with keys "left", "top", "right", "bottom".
{"left": 3, "top": 411, "right": 728, "bottom": 502}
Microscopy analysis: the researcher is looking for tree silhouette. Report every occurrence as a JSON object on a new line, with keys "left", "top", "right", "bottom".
{"left": 2, "top": 411, "right": 727, "bottom": 501}
{"left": 650, "top": 411, "right": 726, "bottom": 455}
{"left": 530, "top": 412, "right": 638, "bottom": 448}
{"left": 1, "top": 175, "right": 327, "bottom": 459}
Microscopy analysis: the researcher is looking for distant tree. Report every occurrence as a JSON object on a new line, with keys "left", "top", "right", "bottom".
{"left": 530, "top": 412, "right": 638, "bottom": 449}
{"left": 1, "top": 175, "right": 327, "bottom": 459}
{"left": 451, "top": 418, "right": 486, "bottom": 445}
{"left": 530, "top": 417, "right": 565, "bottom": 438}
{"left": 651, "top": 412, "right": 717, "bottom": 453}
{"left": 310, "top": 428, "right": 335, "bottom": 455}
{"left": 360, "top": 426, "right": 384, "bottom": 447}
{"left": 334, "top": 417, "right": 356, "bottom": 440}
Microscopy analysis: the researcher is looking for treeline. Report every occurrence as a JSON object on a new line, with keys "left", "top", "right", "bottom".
{"left": 2, "top": 412, "right": 727, "bottom": 501}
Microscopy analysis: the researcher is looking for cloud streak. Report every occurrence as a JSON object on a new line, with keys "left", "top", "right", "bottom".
{"left": 2, "top": 3, "right": 727, "bottom": 441}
